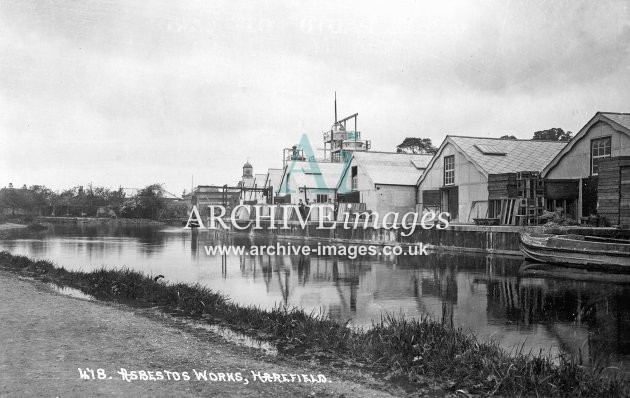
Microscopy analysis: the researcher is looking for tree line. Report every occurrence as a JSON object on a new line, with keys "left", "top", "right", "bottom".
{"left": 0, "top": 183, "right": 187, "bottom": 220}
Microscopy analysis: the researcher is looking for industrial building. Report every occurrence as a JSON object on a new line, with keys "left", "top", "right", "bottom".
{"left": 337, "top": 151, "right": 432, "bottom": 214}
{"left": 417, "top": 136, "right": 566, "bottom": 223}
{"left": 275, "top": 161, "right": 346, "bottom": 204}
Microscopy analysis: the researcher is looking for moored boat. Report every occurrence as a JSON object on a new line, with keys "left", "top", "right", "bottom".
{"left": 519, "top": 232, "right": 630, "bottom": 272}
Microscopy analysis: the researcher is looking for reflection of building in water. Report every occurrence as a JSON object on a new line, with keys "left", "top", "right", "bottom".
{"left": 481, "top": 273, "right": 630, "bottom": 370}
{"left": 190, "top": 228, "right": 198, "bottom": 258}
{"left": 416, "top": 266, "right": 458, "bottom": 328}
{"left": 236, "top": 253, "right": 367, "bottom": 321}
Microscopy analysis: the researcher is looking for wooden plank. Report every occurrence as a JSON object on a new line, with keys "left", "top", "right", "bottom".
{"left": 510, "top": 199, "right": 519, "bottom": 225}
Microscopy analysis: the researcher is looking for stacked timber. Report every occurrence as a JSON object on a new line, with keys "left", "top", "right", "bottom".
{"left": 516, "top": 171, "right": 545, "bottom": 225}
{"left": 488, "top": 173, "right": 517, "bottom": 200}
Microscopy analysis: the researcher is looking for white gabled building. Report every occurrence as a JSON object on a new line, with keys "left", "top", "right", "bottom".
{"left": 336, "top": 151, "right": 432, "bottom": 214}
{"left": 276, "top": 161, "right": 345, "bottom": 204}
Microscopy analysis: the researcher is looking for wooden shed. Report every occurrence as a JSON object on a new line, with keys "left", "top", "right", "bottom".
{"left": 597, "top": 156, "right": 630, "bottom": 226}
{"left": 542, "top": 112, "right": 630, "bottom": 222}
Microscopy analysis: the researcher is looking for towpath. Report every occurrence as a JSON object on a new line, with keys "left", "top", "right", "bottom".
{"left": 0, "top": 270, "right": 401, "bottom": 397}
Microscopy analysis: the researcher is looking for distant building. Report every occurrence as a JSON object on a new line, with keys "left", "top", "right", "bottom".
{"left": 188, "top": 185, "right": 241, "bottom": 215}
{"left": 542, "top": 112, "right": 630, "bottom": 223}
{"left": 276, "top": 161, "right": 345, "bottom": 204}
{"left": 237, "top": 162, "right": 270, "bottom": 204}
{"left": 417, "top": 136, "right": 566, "bottom": 223}
{"left": 337, "top": 151, "right": 432, "bottom": 214}
{"left": 238, "top": 162, "right": 254, "bottom": 187}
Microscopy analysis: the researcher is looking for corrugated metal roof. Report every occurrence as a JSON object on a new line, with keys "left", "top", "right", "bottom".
{"left": 450, "top": 136, "right": 566, "bottom": 175}
{"left": 601, "top": 112, "right": 630, "bottom": 131}
{"left": 353, "top": 151, "right": 433, "bottom": 186}
{"left": 266, "top": 169, "right": 283, "bottom": 191}
{"left": 253, "top": 174, "right": 267, "bottom": 185}
{"left": 284, "top": 161, "right": 345, "bottom": 190}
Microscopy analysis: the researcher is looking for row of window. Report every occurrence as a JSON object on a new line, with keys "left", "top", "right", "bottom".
{"left": 441, "top": 137, "right": 613, "bottom": 186}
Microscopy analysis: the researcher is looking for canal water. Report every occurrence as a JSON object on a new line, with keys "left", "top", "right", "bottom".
{"left": 1, "top": 224, "right": 629, "bottom": 372}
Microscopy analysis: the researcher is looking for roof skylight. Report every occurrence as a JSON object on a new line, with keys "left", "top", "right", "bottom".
{"left": 475, "top": 144, "right": 506, "bottom": 155}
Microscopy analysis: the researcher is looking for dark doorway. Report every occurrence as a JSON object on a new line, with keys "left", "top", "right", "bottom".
{"left": 582, "top": 177, "right": 598, "bottom": 217}
{"left": 442, "top": 187, "right": 459, "bottom": 220}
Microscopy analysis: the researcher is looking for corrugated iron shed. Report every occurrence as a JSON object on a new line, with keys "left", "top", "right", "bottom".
{"left": 351, "top": 151, "right": 432, "bottom": 186}
{"left": 280, "top": 161, "right": 345, "bottom": 191}
{"left": 266, "top": 168, "right": 283, "bottom": 192}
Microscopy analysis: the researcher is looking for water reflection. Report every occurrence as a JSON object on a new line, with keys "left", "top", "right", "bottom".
{"left": 1, "top": 225, "right": 629, "bottom": 372}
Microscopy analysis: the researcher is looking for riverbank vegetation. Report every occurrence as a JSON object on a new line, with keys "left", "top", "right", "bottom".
{"left": 0, "top": 251, "right": 626, "bottom": 397}
{"left": 0, "top": 183, "right": 188, "bottom": 221}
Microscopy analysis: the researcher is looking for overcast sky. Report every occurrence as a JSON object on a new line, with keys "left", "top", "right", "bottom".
{"left": 1, "top": 0, "right": 629, "bottom": 195}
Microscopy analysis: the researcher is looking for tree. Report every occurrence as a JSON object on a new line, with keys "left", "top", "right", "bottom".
{"left": 0, "top": 187, "right": 22, "bottom": 215}
{"left": 106, "top": 187, "right": 126, "bottom": 210}
{"left": 27, "top": 185, "right": 54, "bottom": 211}
{"left": 135, "top": 184, "right": 166, "bottom": 220}
{"left": 396, "top": 137, "right": 438, "bottom": 155}
{"left": 500, "top": 135, "right": 517, "bottom": 140}
{"left": 532, "top": 128, "right": 573, "bottom": 141}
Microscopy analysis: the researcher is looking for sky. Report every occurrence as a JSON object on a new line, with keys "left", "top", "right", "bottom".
{"left": 1, "top": 0, "right": 629, "bottom": 196}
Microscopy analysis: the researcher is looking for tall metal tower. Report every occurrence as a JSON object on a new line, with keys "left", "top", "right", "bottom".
{"left": 322, "top": 93, "right": 370, "bottom": 162}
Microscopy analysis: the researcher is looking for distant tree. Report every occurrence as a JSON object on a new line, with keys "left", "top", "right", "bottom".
{"left": 0, "top": 187, "right": 22, "bottom": 215}
{"left": 106, "top": 187, "right": 126, "bottom": 210}
{"left": 135, "top": 184, "right": 166, "bottom": 220}
{"left": 532, "top": 128, "right": 573, "bottom": 141}
{"left": 500, "top": 135, "right": 517, "bottom": 140}
{"left": 0, "top": 185, "right": 55, "bottom": 216}
{"left": 27, "top": 185, "right": 54, "bottom": 210}
{"left": 396, "top": 137, "right": 438, "bottom": 155}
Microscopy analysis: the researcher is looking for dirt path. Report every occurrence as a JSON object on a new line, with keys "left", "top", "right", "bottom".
{"left": 0, "top": 271, "right": 400, "bottom": 398}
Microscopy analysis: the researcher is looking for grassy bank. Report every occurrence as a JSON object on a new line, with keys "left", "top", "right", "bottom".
{"left": 0, "top": 251, "right": 626, "bottom": 397}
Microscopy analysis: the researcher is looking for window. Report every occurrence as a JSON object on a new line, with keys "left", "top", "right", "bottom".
{"left": 422, "top": 190, "right": 441, "bottom": 211}
{"left": 444, "top": 156, "right": 455, "bottom": 185}
{"left": 316, "top": 194, "right": 328, "bottom": 203}
{"left": 351, "top": 166, "right": 358, "bottom": 190}
{"left": 591, "top": 137, "right": 611, "bottom": 175}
